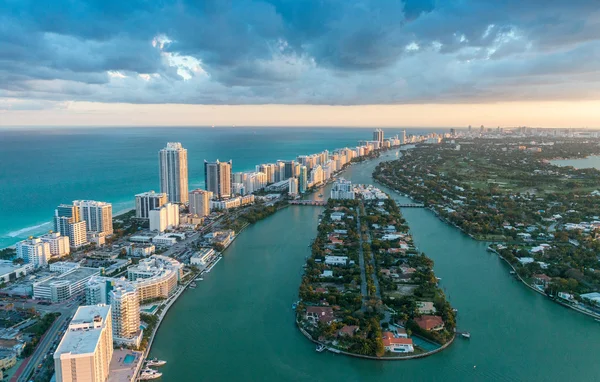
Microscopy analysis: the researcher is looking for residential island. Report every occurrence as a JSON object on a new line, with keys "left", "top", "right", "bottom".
{"left": 295, "top": 180, "right": 456, "bottom": 359}
{"left": 374, "top": 134, "right": 600, "bottom": 319}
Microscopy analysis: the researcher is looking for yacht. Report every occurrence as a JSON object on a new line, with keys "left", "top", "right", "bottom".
{"left": 316, "top": 344, "right": 326, "bottom": 352}
{"left": 145, "top": 358, "right": 167, "bottom": 367}
{"left": 139, "top": 369, "right": 162, "bottom": 380}
{"left": 461, "top": 332, "right": 471, "bottom": 339}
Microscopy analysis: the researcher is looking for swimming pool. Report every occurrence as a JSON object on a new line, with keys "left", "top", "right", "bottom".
{"left": 124, "top": 354, "right": 136, "bottom": 365}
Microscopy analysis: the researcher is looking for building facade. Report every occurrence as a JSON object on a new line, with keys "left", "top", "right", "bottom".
{"left": 149, "top": 203, "right": 180, "bottom": 232}
{"left": 15, "top": 238, "right": 51, "bottom": 268}
{"left": 40, "top": 232, "right": 70, "bottom": 258}
{"left": 73, "top": 200, "right": 113, "bottom": 237}
{"left": 135, "top": 191, "right": 168, "bottom": 219}
{"left": 159, "top": 142, "right": 189, "bottom": 204}
{"left": 189, "top": 189, "right": 212, "bottom": 217}
{"left": 204, "top": 160, "right": 232, "bottom": 199}
{"left": 54, "top": 305, "right": 113, "bottom": 382}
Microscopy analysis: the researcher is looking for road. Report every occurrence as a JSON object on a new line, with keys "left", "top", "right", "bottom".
{"left": 14, "top": 302, "right": 79, "bottom": 382}
{"left": 355, "top": 209, "right": 369, "bottom": 312}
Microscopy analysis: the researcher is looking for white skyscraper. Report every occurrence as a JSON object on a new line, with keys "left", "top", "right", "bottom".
{"left": 289, "top": 177, "right": 299, "bottom": 196}
{"left": 73, "top": 200, "right": 113, "bottom": 237}
{"left": 135, "top": 191, "right": 168, "bottom": 219}
{"left": 16, "top": 238, "right": 51, "bottom": 268}
{"left": 159, "top": 142, "right": 189, "bottom": 204}
{"left": 54, "top": 305, "right": 113, "bottom": 382}
{"left": 110, "top": 283, "right": 141, "bottom": 346}
{"left": 189, "top": 189, "right": 212, "bottom": 217}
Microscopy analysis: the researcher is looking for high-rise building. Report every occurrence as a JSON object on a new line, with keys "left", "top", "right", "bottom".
{"left": 85, "top": 276, "right": 141, "bottom": 346}
{"left": 54, "top": 305, "right": 113, "bottom": 382}
{"left": 189, "top": 189, "right": 211, "bottom": 217}
{"left": 16, "top": 238, "right": 51, "bottom": 268}
{"left": 330, "top": 178, "right": 355, "bottom": 200}
{"left": 73, "top": 200, "right": 113, "bottom": 237}
{"left": 289, "top": 178, "right": 299, "bottom": 196}
{"left": 149, "top": 203, "right": 179, "bottom": 232}
{"left": 401, "top": 130, "right": 407, "bottom": 144}
{"left": 373, "top": 128, "right": 384, "bottom": 144}
{"left": 283, "top": 160, "right": 295, "bottom": 180}
{"left": 159, "top": 142, "right": 189, "bottom": 204}
{"left": 204, "top": 160, "right": 232, "bottom": 199}
{"left": 299, "top": 166, "right": 308, "bottom": 194}
{"left": 55, "top": 204, "right": 88, "bottom": 249}
{"left": 135, "top": 191, "right": 167, "bottom": 219}
{"left": 40, "top": 232, "right": 70, "bottom": 258}
{"left": 110, "top": 283, "right": 141, "bottom": 346}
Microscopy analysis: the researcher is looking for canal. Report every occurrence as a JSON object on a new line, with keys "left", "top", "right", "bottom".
{"left": 150, "top": 150, "right": 600, "bottom": 381}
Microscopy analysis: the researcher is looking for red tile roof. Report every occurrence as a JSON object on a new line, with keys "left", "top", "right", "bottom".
{"left": 306, "top": 306, "right": 334, "bottom": 323}
{"left": 414, "top": 315, "right": 444, "bottom": 331}
{"left": 382, "top": 331, "right": 414, "bottom": 346}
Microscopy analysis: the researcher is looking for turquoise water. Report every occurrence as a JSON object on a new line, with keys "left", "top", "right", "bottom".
{"left": 150, "top": 150, "right": 600, "bottom": 381}
{"left": 0, "top": 127, "right": 437, "bottom": 248}
{"left": 123, "top": 354, "right": 135, "bottom": 364}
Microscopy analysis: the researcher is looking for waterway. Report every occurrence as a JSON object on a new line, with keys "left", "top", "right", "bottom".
{"left": 551, "top": 155, "right": 600, "bottom": 171}
{"left": 150, "top": 150, "right": 600, "bottom": 381}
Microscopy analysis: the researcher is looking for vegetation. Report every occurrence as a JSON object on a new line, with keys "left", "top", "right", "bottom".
{"left": 374, "top": 137, "right": 600, "bottom": 305}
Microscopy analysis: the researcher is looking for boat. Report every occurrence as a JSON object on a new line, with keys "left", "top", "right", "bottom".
{"left": 292, "top": 302, "right": 297, "bottom": 310}
{"left": 145, "top": 358, "right": 166, "bottom": 367}
{"left": 316, "top": 344, "right": 326, "bottom": 352}
{"left": 509, "top": 270, "right": 516, "bottom": 275}
{"left": 461, "top": 332, "right": 471, "bottom": 339}
{"left": 139, "top": 369, "right": 163, "bottom": 380}
{"left": 196, "top": 277, "right": 204, "bottom": 281}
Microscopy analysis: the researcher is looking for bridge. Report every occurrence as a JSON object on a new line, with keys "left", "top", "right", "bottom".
{"left": 397, "top": 203, "right": 425, "bottom": 208}
{"left": 289, "top": 200, "right": 327, "bottom": 206}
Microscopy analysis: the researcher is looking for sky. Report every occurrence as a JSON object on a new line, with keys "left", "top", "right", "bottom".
{"left": 1, "top": 0, "right": 600, "bottom": 127}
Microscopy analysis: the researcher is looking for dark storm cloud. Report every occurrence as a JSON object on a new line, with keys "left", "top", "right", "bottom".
{"left": 1, "top": 0, "right": 600, "bottom": 105}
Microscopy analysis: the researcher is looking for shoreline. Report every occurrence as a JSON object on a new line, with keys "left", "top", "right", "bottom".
{"left": 296, "top": 319, "right": 456, "bottom": 361}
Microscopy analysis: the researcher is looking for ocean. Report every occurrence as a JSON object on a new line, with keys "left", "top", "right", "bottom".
{"left": 0, "top": 126, "right": 441, "bottom": 248}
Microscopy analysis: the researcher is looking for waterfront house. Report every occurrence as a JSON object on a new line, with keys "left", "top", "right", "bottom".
{"left": 533, "top": 274, "right": 552, "bottom": 288}
{"left": 414, "top": 315, "right": 444, "bottom": 331}
{"left": 395, "top": 328, "right": 408, "bottom": 338}
{"left": 382, "top": 331, "right": 414, "bottom": 353}
{"left": 338, "top": 325, "right": 359, "bottom": 337}
{"left": 305, "top": 306, "right": 334, "bottom": 325}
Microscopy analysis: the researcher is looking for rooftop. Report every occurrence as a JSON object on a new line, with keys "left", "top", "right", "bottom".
{"left": 35, "top": 267, "right": 100, "bottom": 287}
{"left": 55, "top": 305, "right": 110, "bottom": 357}
{"left": 108, "top": 349, "right": 144, "bottom": 382}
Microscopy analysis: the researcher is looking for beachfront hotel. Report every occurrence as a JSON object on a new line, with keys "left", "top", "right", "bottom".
{"left": 73, "top": 200, "right": 114, "bottom": 237}
{"left": 54, "top": 305, "right": 113, "bottom": 382}
{"left": 159, "top": 142, "right": 189, "bottom": 204}
{"left": 204, "top": 159, "right": 232, "bottom": 199}
{"left": 15, "top": 238, "right": 51, "bottom": 268}
{"left": 135, "top": 191, "right": 168, "bottom": 219}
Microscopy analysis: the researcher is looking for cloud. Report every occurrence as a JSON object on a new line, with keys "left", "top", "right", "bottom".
{"left": 1, "top": 0, "right": 600, "bottom": 107}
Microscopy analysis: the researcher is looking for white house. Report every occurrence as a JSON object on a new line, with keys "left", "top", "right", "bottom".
{"left": 324, "top": 256, "right": 348, "bottom": 266}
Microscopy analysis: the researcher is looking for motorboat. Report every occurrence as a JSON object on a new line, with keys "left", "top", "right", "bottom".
{"left": 461, "top": 332, "right": 471, "bottom": 339}
{"left": 316, "top": 344, "right": 326, "bottom": 352}
{"left": 145, "top": 358, "right": 166, "bottom": 367}
{"left": 139, "top": 368, "right": 162, "bottom": 380}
